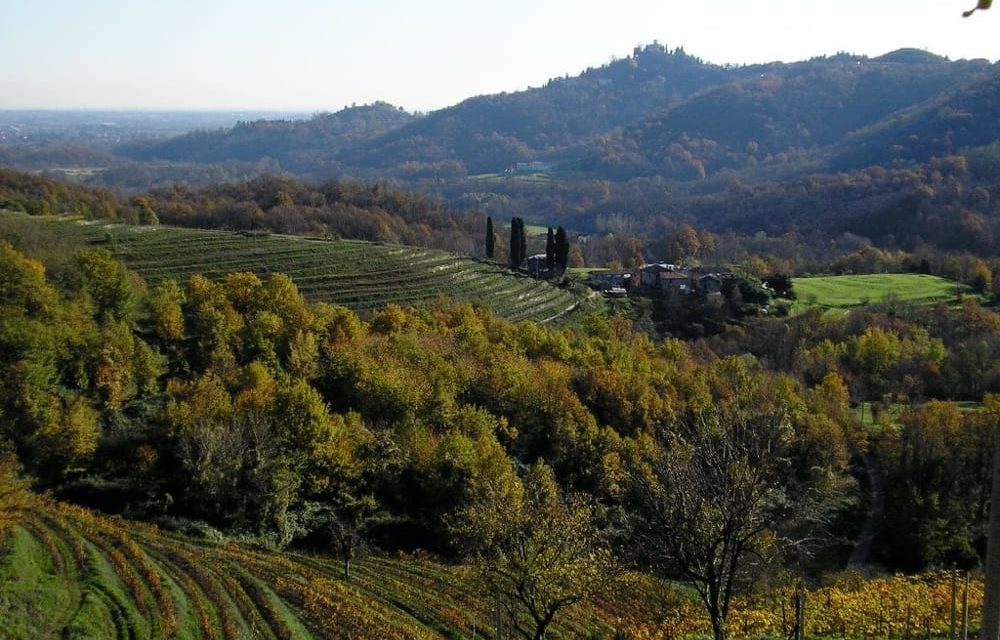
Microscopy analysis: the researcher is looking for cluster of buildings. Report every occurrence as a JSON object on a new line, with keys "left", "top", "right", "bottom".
{"left": 588, "top": 263, "right": 735, "bottom": 298}
{"left": 504, "top": 161, "right": 553, "bottom": 174}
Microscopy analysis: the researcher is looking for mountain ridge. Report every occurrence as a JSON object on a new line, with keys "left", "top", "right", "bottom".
{"left": 113, "top": 45, "right": 995, "bottom": 183}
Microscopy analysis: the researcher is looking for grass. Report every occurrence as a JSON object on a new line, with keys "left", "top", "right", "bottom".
{"left": 0, "top": 213, "right": 583, "bottom": 325}
{"left": 791, "top": 273, "right": 980, "bottom": 313}
{"left": 0, "top": 527, "right": 79, "bottom": 638}
{"left": 855, "top": 400, "right": 984, "bottom": 427}
{"left": 498, "top": 221, "right": 549, "bottom": 236}
{"left": 954, "top": 400, "right": 985, "bottom": 412}
{"left": 467, "top": 172, "right": 554, "bottom": 185}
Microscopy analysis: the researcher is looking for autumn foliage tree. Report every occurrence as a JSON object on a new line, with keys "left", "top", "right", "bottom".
{"left": 456, "top": 461, "right": 619, "bottom": 640}
{"left": 629, "top": 406, "right": 844, "bottom": 640}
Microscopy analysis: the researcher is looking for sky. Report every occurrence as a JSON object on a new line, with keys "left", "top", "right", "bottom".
{"left": 1, "top": 0, "right": 998, "bottom": 112}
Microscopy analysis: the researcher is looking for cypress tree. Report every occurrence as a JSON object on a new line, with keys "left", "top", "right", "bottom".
{"left": 509, "top": 217, "right": 521, "bottom": 268}
{"left": 545, "top": 227, "right": 555, "bottom": 271}
{"left": 486, "top": 216, "right": 495, "bottom": 259}
{"left": 555, "top": 226, "right": 569, "bottom": 271}
{"left": 518, "top": 218, "right": 527, "bottom": 269}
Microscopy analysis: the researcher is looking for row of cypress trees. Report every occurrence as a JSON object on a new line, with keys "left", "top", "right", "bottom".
{"left": 485, "top": 216, "right": 567, "bottom": 272}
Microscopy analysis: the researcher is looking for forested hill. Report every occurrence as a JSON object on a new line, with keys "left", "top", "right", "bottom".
{"left": 829, "top": 64, "right": 1000, "bottom": 171}
{"left": 0, "top": 168, "right": 487, "bottom": 255}
{"left": 344, "top": 45, "right": 729, "bottom": 174}
{"left": 118, "top": 102, "right": 415, "bottom": 173}
{"left": 579, "top": 53, "right": 994, "bottom": 181}
{"left": 113, "top": 45, "right": 992, "bottom": 180}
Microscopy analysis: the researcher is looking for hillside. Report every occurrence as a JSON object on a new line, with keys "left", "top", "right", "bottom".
{"left": 2, "top": 220, "right": 1000, "bottom": 637}
{"left": 581, "top": 56, "right": 990, "bottom": 181}
{"left": 0, "top": 213, "right": 583, "bottom": 324}
{"left": 118, "top": 103, "right": 416, "bottom": 175}
{"left": 830, "top": 64, "right": 1000, "bottom": 170}
{"left": 117, "top": 45, "right": 731, "bottom": 176}
{"left": 111, "top": 46, "right": 992, "bottom": 181}
{"left": 0, "top": 496, "right": 985, "bottom": 639}
{"left": 0, "top": 497, "right": 623, "bottom": 639}
{"left": 343, "top": 45, "right": 731, "bottom": 175}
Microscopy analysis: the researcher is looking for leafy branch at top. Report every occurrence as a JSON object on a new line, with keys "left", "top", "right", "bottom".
{"left": 963, "top": 0, "right": 992, "bottom": 17}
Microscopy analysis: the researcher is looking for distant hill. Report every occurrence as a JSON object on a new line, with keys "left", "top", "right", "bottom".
{"left": 118, "top": 102, "right": 416, "bottom": 174}
{"left": 830, "top": 64, "right": 1000, "bottom": 170}
{"left": 579, "top": 56, "right": 990, "bottom": 180}
{"left": 113, "top": 46, "right": 993, "bottom": 182}
{"left": 344, "top": 45, "right": 731, "bottom": 174}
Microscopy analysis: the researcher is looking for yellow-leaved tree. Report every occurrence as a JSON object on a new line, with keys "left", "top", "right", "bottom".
{"left": 455, "top": 461, "right": 619, "bottom": 640}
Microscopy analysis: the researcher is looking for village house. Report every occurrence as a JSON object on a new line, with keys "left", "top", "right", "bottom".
{"left": 506, "top": 161, "right": 553, "bottom": 174}
{"left": 638, "top": 263, "right": 677, "bottom": 291}
{"left": 698, "top": 273, "right": 723, "bottom": 295}
{"left": 658, "top": 270, "right": 691, "bottom": 293}
{"left": 527, "top": 254, "right": 549, "bottom": 278}
{"left": 588, "top": 269, "right": 635, "bottom": 290}
{"left": 633, "top": 263, "right": 736, "bottom": 297}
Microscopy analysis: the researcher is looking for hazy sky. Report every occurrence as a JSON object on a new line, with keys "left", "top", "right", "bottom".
{"left": 1, "top": 0, "right": 997, "bottom": 112}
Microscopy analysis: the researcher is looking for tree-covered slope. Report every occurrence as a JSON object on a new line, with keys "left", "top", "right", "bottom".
{"left": 345, "top": 45, "right": 730, "bottom": 174}
{"left": 110, "top": 47, "right": 992, "bottom": 181}
{"left": 118, "top": 103, "right": 416, "bottom": 174}
{"left": 830, "top": 64, "right": 1000, "bottom": 170}
{"left": 578, "top": 55, "right": 991, "bottom": 180}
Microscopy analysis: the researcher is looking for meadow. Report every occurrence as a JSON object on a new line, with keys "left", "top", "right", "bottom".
{"left": 791, "top": 273, "right": 977, "bottom": 313}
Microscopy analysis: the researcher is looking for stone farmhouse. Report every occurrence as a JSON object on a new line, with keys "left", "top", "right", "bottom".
{"left": 588, "top": 263, "right": 733, "bottom": 297}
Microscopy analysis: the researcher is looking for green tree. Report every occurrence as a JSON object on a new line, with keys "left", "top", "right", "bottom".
{"left": 509, "top": 217, "right": 526, "bottom": 269}
{"left": 326, "top": 493, "right": 378, "bottom": 579}
{"left": 669, "top": 224, "right": 702, "bottom": 263}
{"left": 149, "top": 279, "right": 186, "bottom": 342}
{"left": 130, "top": 196, "right": 159, "bottom": 226}
{"left": 980, "top": 394, "right": 1000, "bottom": 640}
{"left": 76, "top": 248, "right": 136, "bottom": 323}
{"left": 457, "top": 461, "right": 618, "bottom": 640}
{"left": 0, "top": 446, "right": 29, "bottom": 537}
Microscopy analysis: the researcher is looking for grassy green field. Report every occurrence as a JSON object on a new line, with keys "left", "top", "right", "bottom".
{"left": 855, "top": 400, "right": 984, "bottom": 427}
{"left": 467, "top": 172, "right": 554, "bottom": 186}
{"left": 0, "top": 214, "right": 583, "bottom": 324}
{"left": 791, "top": 273, "right": 978, "bottom": 313}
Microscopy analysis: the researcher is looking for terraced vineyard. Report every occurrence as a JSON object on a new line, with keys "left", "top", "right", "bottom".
{"left": 0, "top": 498, "right": 633, "bottom": 640}
{"left": 0, "top": 498, "right": 986, "bottom": 640}
{"left": 0, "top": 214, "right": 585, "bottom": 324}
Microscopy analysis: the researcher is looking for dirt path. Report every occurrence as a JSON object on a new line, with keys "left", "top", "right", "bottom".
{"left": 847, "top": 448, "right": 885, "bottom": 568}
